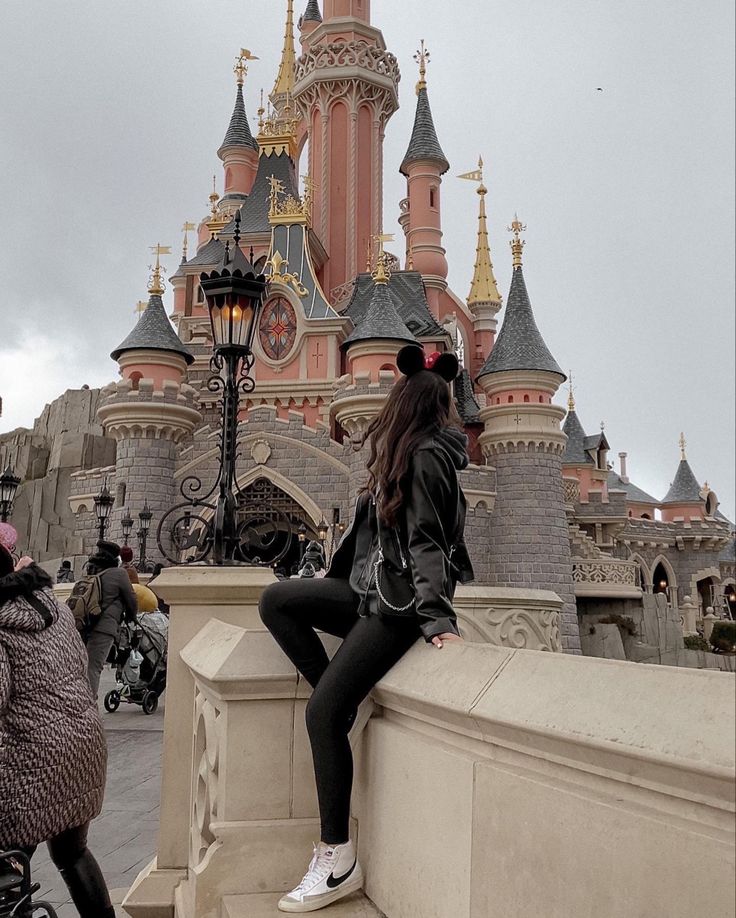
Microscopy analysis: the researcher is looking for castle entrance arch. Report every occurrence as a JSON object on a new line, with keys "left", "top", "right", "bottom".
{"left": 235, "top": 476, "right": 321, "bottom": 575}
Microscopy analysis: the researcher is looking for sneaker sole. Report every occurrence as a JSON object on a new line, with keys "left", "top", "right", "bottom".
{"left": 277, "top": 866, "right": 364, "bottom": 913}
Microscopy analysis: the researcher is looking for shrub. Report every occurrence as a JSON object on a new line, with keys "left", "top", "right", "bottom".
{"left": 598, "top": 614, "right": 638, "bottom": 637}
{"left": 710, "top": 621, "right": 736, "bottom": 653}
{"left": 684, "top": 634, "right": 710, "bottom": 652}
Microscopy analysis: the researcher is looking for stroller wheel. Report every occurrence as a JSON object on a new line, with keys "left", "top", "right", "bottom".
{"left": 142, "top": 692, "right": 159, "bottom": 715}
{"left": 104, "top": 690, "right": 121, "bottom": 713}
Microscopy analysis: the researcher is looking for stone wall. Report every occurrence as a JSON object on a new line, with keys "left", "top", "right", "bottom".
{"left": 485, "top": 445, "right": 580, "bottom": 652}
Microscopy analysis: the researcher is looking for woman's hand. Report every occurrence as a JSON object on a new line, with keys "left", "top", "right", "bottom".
{"left": 14, "top": 557, "right": 33, "bottom": 571}
{"left": 431, "top": 632, "right": 464, "bottom": 649}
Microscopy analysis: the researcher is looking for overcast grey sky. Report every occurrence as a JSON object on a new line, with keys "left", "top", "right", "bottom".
{"left": 0, "top": 0, "right": 733, "bottom": 517}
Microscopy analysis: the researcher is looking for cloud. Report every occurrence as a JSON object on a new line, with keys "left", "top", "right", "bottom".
{"left": 0, "top": 330, "right": 114, "bottom": 433}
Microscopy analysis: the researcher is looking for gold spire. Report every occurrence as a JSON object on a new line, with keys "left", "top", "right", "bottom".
{"left": 206, "top": 177, "right": 229, "bottom": 236}
{"left": 372, "top": 234, "right": 394, "bottom": 286}
{"left": 460, "top": 156, "right": 502, "bottom": 307}
{"left": 181, "top": 221, "right": 196, "bottom": 261}
{"left": 508, "top": 214, "right": 526, "bottom": 269}
{"left": 679, "top": 432, "right": 687, "bottom": 461}
{"left": 414, "top": 39, "right": 430, "bottom": 94}
{"left": 234, "top": 48, "right": 258, "bottom": 87}
{"left": 568, "top": 371, "right": 576, "bottom": 412}
{"left": 148, "top": 244, "right": 172, "bottom": 296}
{"left": 271, "top": 0, "right": 297, "bottom": 109}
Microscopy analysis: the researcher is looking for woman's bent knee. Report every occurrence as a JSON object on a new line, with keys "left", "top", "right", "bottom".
{"left": 259, "top": 581, "right": 284, "bottom": 627}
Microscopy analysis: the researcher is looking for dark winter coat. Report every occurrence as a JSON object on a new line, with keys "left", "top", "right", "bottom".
{"left": 95, "top": 566, "right": 138, "bottom": 637}
{"left": 0, "top": 566, "right": 107, "bottom": 848}
{"left": 329, "top": 428, "right": 475, "bottom": 642}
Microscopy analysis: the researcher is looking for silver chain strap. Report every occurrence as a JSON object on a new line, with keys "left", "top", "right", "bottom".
{"left": 372, "top": 549, "right": 415, "bottom": 613}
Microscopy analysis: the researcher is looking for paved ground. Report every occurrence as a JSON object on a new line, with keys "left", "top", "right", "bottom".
{"left": 31, "top": 668, "right": 164, "bottom": 917}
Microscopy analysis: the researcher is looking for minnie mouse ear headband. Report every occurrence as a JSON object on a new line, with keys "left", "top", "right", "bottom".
{"left": 397, "top": 344, "right": 459, "bottom": 383}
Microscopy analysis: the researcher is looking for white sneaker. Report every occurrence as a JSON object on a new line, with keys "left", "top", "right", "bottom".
{"left": 278, "top": 840, "right": 363, "bottom": 913}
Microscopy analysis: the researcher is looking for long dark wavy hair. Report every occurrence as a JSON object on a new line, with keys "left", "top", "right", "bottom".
{"left": 364, "top": 369, "right": 462, "bottom": 526}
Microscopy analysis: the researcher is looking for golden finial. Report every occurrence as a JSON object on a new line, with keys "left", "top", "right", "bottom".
{"left": 508, "top": 214, "right": 527, "bottom": 269}
{"left": 271, "top": 0, "right": 297, "bottom": 107}
{"left": 371, "top": 234, "right": 394, "bottom": 286}
{"left": 407, "top": 248, "right": 415, "bottom": 271}
{"left": 679, "top": 432, "right": 687, "bottom": 460}
{"left": 181, "top": 221, "right": 196, "bottom": 261}
{"left": 235, "top": 48, "right": 258, "bottom": 86}
{"left": 258, "top": 88, "right": 266, "bottom": 131}
{"left": 206, "top": 178, "right": 229, "bottom": 237}
{"left": 568, "top": 372, "right": 576, "bottom": 412}
{"left": 460, "top": 156, "right": 502, "bottom": 306}
{"left": 148, "top": 244, "right": 172, "bottom": 296}
{"left": 209, "top": 175, "right": 220, "bottom": 216}
{"left": 414, "top": 39, "right": 430, "bottom": 94}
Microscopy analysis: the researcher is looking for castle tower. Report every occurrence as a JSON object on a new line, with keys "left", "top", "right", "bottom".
{"left": 459, "top": 158, "right": 503, "bottom": 380}
{"left": 476, "top": 221, "right": 580, "bottom": 652}
{"left": 271, "top": 0, "right": 297, "bottom": 115}
{"left": 299, "top": 0, "right": 323, "bottom": 46}
{"left": 218, "top": 51, "right": 259, "bottom": 204}
{"left": 400, "top": 41, "right": 449, "bottom": 316}
{"left": 98, "top": 250, "right": 200, "bottom": 562}
{"left": 561, "top": 382, "right": 610, "bottom": 503}
{"left": 294, "top": 0, "right": 400, "bottom": 297}
{"left": 661, "top": 434, "right": 714, "bottom": 522}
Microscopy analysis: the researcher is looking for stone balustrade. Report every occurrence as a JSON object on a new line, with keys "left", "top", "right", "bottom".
{"left": 572, "top": 557, "right": 641, "bottom": 598}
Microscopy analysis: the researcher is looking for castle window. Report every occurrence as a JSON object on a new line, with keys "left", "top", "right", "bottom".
{"left": 130, "top": 372, "right": 143, "bottom": 391}
{"left": 430, "top": 187, "right": 437, "bottom": 209}
{"left": 539, "top": 396, "right": 544, "bottom": 403}
{"left": 507, "top": 395, "right": 514, "bottom": 403}
{"left": 523, "top": 395, "right": 530, "bottom": 403}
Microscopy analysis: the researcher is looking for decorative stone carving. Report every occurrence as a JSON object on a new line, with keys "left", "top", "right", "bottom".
{"left": 563, "top": 477, "right": 581, "bottom": 505}
{"left": 250, "top": 440, "right": 272, "bottom": 466}
{"left": 190, "top": 690, "right": 221, "bottom": 869}
{"left": 572, "top": 560, "right": 638, "bottom": 586}
{"left": 460, "top": 607, "right": 562, "bottom": 653}
{"left": 296, "top": 40, "right": 401, "bottom": 89}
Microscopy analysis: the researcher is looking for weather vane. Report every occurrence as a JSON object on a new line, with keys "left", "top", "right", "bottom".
{"left": 414, "top": 39, "right": 430, "bottom": 93}
{"left": 148, "top": 244, "right": 172, "bottom": 296}
{"left": 234, "top": 48, "right": 259, "bottom": 86}
{"left": 181, "top": 222, "right": 196, "bottom": 261}
{"left": 508, "top": 214, "right": 526, "bottom": 269}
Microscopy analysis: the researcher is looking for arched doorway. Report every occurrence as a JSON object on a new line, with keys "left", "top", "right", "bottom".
{"left": 696, "top": 576, "right": 717, "bottom": 614}
{"left": 723, "top": 583, "right": 736, "bottom": 619}
{"left": 652, "top": 559, "right": 675, "bottom": 603}
{"left": 236, "top": 477, "right": 319, "bottom": 575}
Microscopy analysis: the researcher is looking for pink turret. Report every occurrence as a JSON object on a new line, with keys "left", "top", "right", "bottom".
{"left": 218, "top": 51, "right": 259, "bottom": 200}
{"left": 294, "top": 0, "right": 399, "bottom": 298}
{"left": 400, "top": 42, "right": 449, "bottom": 315}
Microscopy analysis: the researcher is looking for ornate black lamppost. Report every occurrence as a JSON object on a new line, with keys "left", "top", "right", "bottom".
{"left": 317, "top": 519, "right": 329, "bottom": 544}
{"left": 0, "top": 465, "right": 20, "bottom": 523}
{"left": 93, "top": 480, "right": 114, "bottom": 541}
{"left": 138, "top": 502, "right": 153, "bottom": 572}
{"left": 121, "top": 510, "right": 134, "bottom": 547}
{"left": 157, "top": 216, "right": 277, "bottom": 566}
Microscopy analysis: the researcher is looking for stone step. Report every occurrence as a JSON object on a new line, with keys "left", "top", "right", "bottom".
{"left": 222, "top": 891, "right": 384, "bottom": 917}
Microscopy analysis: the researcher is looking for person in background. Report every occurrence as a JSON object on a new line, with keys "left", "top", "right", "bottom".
{"left": 85, "top": 541, "right": 137, "bottom": 698}
{"left": 56, "top": 560, "right": 75, "bottom": 584}
{"left": 0, "top": 542, "right": 115, "bottom": 917}
{"left": 120, "top": 545, "right": 139, "bottom": 584}
{"left": 147, "top": 562, "right": 169, "bottom": 615}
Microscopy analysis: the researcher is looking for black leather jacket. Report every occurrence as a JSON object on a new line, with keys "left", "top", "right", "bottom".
{"left": 327, "top": 428, "right": 474, "bottom": 642}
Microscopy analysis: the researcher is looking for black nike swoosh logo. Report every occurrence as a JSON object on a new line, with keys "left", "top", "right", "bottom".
{"left": 325, "top": 860, "right": 357, "bottom": 889}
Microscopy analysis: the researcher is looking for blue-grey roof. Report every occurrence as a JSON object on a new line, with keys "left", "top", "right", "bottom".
{"left": 303, "top": 0, "right": 322, "bottom": 22}
{"left": 662, "top": 459, "right": 703, "bottom": 504}
{"left": 477, "top": 267, "right": 565, "bottom": 380}
{"left": 400, "top": 87, "right": 449, "bottom": 177}
{"left": 455, "top": 369, "right": 482, "bottom": 424}
{"left": 187, "top": 236, "right": 226, "bottom": 267}
{"left": 111, "top": 295, "right": 194, "bottom": 365}
{"left": 343, "top": 282, "right": 418, "bottom": 348}
{"left": 218, "top": 84, "right": 258, "bottom": 156}
{"left": 344, "top": 271, "right": 444, "bottom": 338}
{"left": 718, "top": 534, "right": 735, "bottom": 563}
{"left": 562, "top": 411, "right": 594, "bottom": 465}
{"left": 222, "top": 151, "right": 299, "bottom": 237}
{"left": 607, "top": 471, "right": 659, "bottom": 505}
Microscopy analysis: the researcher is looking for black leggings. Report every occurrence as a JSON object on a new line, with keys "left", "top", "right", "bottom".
{"left": 23, "top": 823, "right": 114, "bottom": 918}
{"left": 259, "top": 577, "right": 420, "bottom": 845}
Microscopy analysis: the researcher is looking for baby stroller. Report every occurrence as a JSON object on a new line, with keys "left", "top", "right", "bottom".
{"left": 0, "top": 850, "right": 57, "bottom": 917}
{"left": 104, "top": 613, "right": 168, "bottom": 716}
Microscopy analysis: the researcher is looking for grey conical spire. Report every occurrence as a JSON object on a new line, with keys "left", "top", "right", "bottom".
{"left": 343, "top": 278, "right": 418, "bottom": 349}
{"left": 400, "top": 86, "right": 449, "bottom": 176}
{"left": 111, "top": 295, "right": 194, "bottom": 365}
{"left": 477, "top": 266, "right": 564, "bottom": 380}
{"left": 303, "top": 0, "right": 322, "bottom": 22}
{"left": 218, "top": 84, "right": 258, "bottom": 157}
{"left": 662, "top": 459, "right": 703, "bottom": 503}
